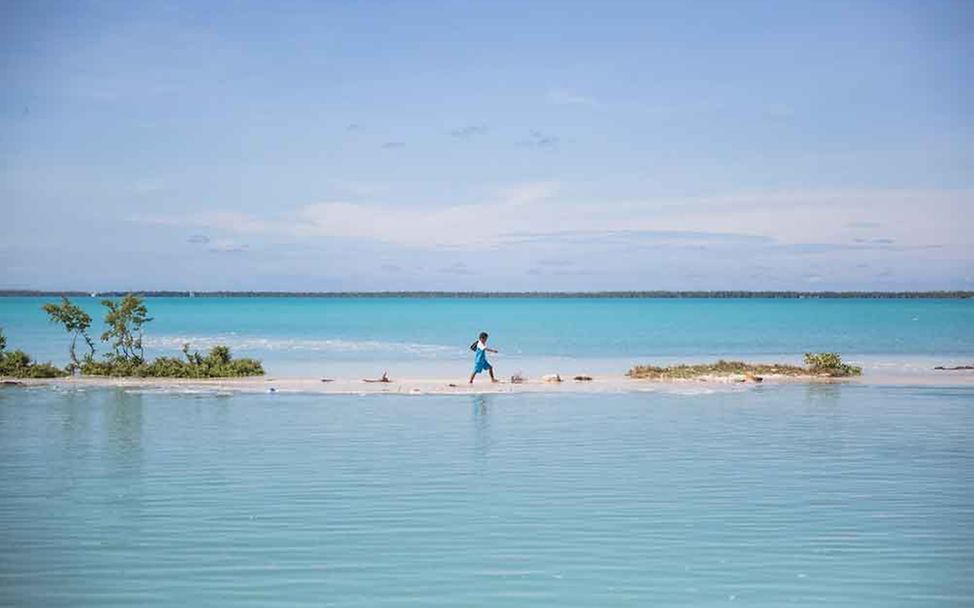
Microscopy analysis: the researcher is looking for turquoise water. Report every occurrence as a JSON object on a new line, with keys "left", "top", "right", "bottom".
{"left": 1, "top": 384, "right": 971, "bottom": 605}
{"left": 1, "top": 297, "right": 972, "bottom": 376}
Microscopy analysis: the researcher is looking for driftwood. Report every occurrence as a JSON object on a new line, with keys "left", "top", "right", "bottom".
{"left": 363, "top": 372, "right": 391, "bottom": 383}
{"left": 934, "top": 365, "right": 974, "bottom": 370}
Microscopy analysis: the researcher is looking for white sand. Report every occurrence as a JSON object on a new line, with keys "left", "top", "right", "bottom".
{"left": 5, "top": 368, "right": 972, "bottom": 395}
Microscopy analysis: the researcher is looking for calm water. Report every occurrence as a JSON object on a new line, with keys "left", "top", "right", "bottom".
{"left": 1, "top": 384, "right": 972, "bottom": 606}
{"left": 1, "top": 297, "right": 972, "bottom": 376}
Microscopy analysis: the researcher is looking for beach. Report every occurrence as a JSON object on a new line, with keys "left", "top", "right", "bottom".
{"left": 8, "top": 361, "right": 974, "bottom": 395}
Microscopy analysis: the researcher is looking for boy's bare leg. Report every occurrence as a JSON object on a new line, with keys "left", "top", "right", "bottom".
{"left": 489, "top": 368, "right": 497, "bottom": 382}
{"left": 469, "top": 372, "right": 476, "bottom": 384}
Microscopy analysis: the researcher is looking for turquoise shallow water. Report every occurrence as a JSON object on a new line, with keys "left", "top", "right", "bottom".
{"left": 1, "top": 384, "right": 972, "bottom": 606}
{"left": 1, "top": 297, "right": 972, "bottom": 376}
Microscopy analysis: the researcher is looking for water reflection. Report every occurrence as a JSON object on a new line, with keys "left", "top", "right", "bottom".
{"left": 804, "top": 382, "right": 843, "bottom": 404}
{"left": 106, "top": 390, "right": 144, "bottom": 462}
{"left": 472, "top": 394, "right": 491, "bottom": 462}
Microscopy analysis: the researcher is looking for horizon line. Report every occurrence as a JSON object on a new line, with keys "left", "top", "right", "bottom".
{"left": 1, "top": 290, "right": 972, "bottom": 299}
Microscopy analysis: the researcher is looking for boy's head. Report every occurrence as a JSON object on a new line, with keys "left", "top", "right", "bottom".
{"left": 479, "top": 332, "right": 489, "bottom": 342}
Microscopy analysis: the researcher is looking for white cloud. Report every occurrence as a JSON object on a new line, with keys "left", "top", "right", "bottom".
{"left": 130, "top": 187, "right": 973, "bottom": 253}
{"left": 547, "top": 88, "right": 601, "bottom": 108}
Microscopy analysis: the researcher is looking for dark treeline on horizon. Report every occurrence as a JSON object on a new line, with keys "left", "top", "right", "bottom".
{"left": 1, "top": 290, "right": 972, "bottom": 299}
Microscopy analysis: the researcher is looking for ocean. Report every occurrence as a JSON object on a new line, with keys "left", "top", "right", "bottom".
{"left": 1, "top": 297, "right": 972, "bottom": 605}
{"left": 1, "top": 296, "right": 972, "bottom": 377}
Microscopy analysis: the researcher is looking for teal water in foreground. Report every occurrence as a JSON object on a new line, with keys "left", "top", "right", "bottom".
{"left": 1, "top": 384, "right": 971, "bottom": 606}
{"left": 1, "top": 297, "right": 972, "bottom": 376}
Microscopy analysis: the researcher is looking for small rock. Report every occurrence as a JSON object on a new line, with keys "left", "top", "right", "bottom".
{"left": 320, "top": 378, "right": 334, "bottom": 383}
{"left": 541, "top": 374, "right": 562, "bottom": 383}
{"left": 573, "top": 375, "right": 593, "bottom": 382}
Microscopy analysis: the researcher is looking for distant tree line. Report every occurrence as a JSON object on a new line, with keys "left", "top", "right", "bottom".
{"left": 1, "top": 290, "right": 972, "bottom": 299}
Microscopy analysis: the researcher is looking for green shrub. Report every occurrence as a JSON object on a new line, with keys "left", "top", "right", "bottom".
{"left": 628, "top": 353, "right": 863, "bottom": 379}
{"left": 0, "top": 329, "right": 67, "bottom": 378}
{"left": 80, "top": 344, "right": 263, "bottom": 378}
{"left": 803, "top": 352, "right": 862, "bottom": 377}
{"left": 100, "top": 294, "right": 152, "bottom": 361}
{"left": 43, "top": 296, "right": 96, "bottom": 371}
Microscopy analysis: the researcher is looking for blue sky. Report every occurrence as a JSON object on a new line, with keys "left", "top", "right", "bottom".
{"left": 2, "top": 0, "right": 971, "bottom": 291}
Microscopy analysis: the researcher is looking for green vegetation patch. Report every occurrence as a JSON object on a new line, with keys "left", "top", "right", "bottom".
{"left": 81, "top": 344, "right": 264, "bottom": 378}
{"left": 0, "top": 328, "right": 67, "bottom": 378}
{"left": 40, "top": 294, "right": 265, "bottom": 379}
{"left": 627, "top": 352, "right": 862, "bottom": 380}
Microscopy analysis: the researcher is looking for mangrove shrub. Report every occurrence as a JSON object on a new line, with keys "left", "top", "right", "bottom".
{"left": 43, "top": 296, "right": 96, "bottom": 371}
{"left": 0, "top": 328, "right": 66, "bottom": 378}
{"left": 100, "top": 294, "right": 152, "bottom": 361}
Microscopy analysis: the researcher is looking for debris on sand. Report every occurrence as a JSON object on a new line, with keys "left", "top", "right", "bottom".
{"left": 363, "top": 372, "right": 391, "bottom": 383}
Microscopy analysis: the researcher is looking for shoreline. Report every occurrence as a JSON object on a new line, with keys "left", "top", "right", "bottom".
{"left": 6, "top": 369, "right": 973, "bottom": 395}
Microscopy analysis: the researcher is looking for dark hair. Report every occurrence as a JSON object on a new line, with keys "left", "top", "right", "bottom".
{"left": 470, "top": 332, "right": 489, "bottom": 351}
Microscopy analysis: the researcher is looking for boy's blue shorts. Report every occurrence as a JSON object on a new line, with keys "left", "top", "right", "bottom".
{"left": 473, "top": 360, "right": 492, "bottom": 374}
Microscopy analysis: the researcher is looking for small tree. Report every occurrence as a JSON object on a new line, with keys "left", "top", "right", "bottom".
{"left": 0, "top": 328, "right": 6, "bottom": 352}
{"left": 43, "top": 296, "right": 96, "bottom": 370}
{"left": 100, "top": 294, "right": 153, "bottom": 361}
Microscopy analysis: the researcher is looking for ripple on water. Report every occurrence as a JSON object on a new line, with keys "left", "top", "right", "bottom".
{"left": 0, "top": 385, "right": 971, "bottom": 606}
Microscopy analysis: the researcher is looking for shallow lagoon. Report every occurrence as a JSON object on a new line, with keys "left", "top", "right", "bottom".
{"left": 2, "top": 297, "right": 973, "bottom": 377}
{"left": 1, "top": 384, "right": 971, "bottom": 606}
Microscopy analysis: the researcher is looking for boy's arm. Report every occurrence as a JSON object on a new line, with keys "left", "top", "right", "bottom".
{"left": 487, "top": 348, "right": 499, "bottom": 353}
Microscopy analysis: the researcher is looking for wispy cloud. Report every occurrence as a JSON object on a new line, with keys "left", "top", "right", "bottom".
{"left": 439, "top": 261, "right": 475, "bottom": 275}
{"left": 520, "top": 130, "right": 559, "bottom": 148}
{"left": 130, "top": 188, "right": 973, "bottom": 257}
{"left": 207, "top": 240, "right": 248, "bottom": 253}
{"left": 450, "top": 125, "right": 487, "bottom": 139}
{"left": 381, "top": 141, "right": 405, "bottom": 149}
{"left": 537, "top": 258, "right": 574, "bottom": 267}
{"left": 187, "top": 234, "right": 210, "bottom": 244}
{"left": 547, "top": 88, "right": 600, "bottom": 108}
{"left": 139, "top": 211, "right": 268, "bottom": 234}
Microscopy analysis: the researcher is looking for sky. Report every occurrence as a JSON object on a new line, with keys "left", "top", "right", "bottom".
{"left": 1, "top": 0, "right": 972, "bottom": 291}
